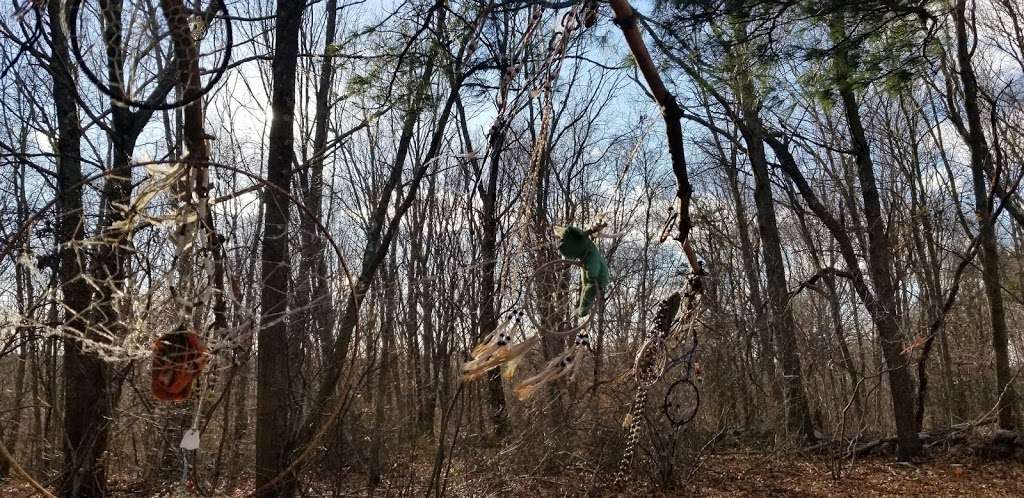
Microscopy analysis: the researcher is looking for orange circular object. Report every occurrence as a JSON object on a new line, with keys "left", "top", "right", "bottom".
{"left": 151, "top": 331, "right": 209, "bottom": 401}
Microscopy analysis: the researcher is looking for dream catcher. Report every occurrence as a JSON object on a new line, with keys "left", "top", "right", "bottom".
{"left": 69, "top": 0, "right": 236, "bottom": 402}
{"left": 632, "top": 269, "right": 703, "bottom": 423}
{"left": 461, "top": 223, "right": 611, "bottom": 399}
{"left": 459, "top": 1, "right": 606, "bottom": 398}
{"left": 615, "top": 267, "right": 706, "bottom": 483}
{"left": 148, "top": 157, "right": 223, "bottom": 405}
{"left": 61, "top": 0, "right": 235, "bottom": 490}
{"left": 146, "top": 160, "right": 216, "bottom": 403}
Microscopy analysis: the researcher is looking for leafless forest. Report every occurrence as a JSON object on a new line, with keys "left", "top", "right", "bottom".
{"left": 1, "top": 0, "right": 1024, "bottom": 496}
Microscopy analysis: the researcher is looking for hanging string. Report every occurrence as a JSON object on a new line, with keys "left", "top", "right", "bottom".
{"left": 614, "top": 270, "right": 704, "bottom": 485}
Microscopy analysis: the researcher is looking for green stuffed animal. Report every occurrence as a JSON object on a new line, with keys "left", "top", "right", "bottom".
{"left": 555, "top": 226, "right": 610, "bottom": 317}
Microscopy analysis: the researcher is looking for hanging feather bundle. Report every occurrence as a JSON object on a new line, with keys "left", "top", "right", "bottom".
{"left": 461, "top": 335, "right": 541, "bottom": 382}
{"left": 470, "top": 315, "right": 515, "bottom": 359}
{"left": 463, "top": 224, "right": 609, "bottom": 392}
{"left": 512, "top": 344, "right": 583, "bottom": 400}
{"left": 501, "top": 335, "right": 538, "bottom": 379}
{"left": 461, "top": 312, "right": 539, "bottom": 382}
{"left": 511, "top": 330, "right": 592, "bottom": 399}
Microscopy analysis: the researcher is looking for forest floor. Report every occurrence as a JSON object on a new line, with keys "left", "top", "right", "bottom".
{"left": 688, "top": 453, "right": 1024, "bottom": 497}
{"left": 3, "top": 452, "right": 1023, "bottom": 496}
{"left": 444, "top": 453, "right": 1024, "bottom": 497}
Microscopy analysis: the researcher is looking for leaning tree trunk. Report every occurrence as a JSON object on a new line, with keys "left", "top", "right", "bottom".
{"left": 610, "top": 0, "right": 696, "bottom": 259}
{"left": 744, "top": 127, "right": 815, "bottom": 442}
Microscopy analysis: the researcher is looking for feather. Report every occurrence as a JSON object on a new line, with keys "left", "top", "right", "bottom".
{"left": 501, "top": 335, "right": 540, "bottom": 379}
{"left": 512, "top": 382, "right": 544, "bottom": 401}
{"left": 461, "top": 318, "right": 517, "bottom": 381}
{"left": 470, "top": 318, "right": 513, "bottom": 359}
{"left": 512, "top": 345, "right": 581, "bottom": 400}
{"left": 460, "top": 351, "right": 506, "bottom": 381}
{"left": 462, "top": 334, "right": 540, "bottom": 382}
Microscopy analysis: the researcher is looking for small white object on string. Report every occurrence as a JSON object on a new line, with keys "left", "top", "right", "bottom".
{"left": 180, "top": 429, "right": 201, "bottom": 451}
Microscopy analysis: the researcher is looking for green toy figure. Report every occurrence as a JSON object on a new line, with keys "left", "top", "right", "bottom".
{"left": 554, "top": 226, "right": 610, "bottom": 317}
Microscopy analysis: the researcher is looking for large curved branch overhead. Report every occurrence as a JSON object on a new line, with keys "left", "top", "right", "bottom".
{"left": 609, "top": 0, "right": 699, "bottom": 270}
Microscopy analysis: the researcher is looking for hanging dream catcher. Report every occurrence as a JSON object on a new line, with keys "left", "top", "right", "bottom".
{"left": 461, "top": 224, "right": 611, "bottom": 400}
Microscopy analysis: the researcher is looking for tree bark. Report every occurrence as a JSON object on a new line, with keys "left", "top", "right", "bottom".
{"left": 255, "top": 2, "right": 306, "bottom": 497}
{"left": 461, "top": 94, "right": 511, "bottom": 438}
{"left": 609, "top": 0, "right": 698, "bottom": 265}
{"left": 293, "top": 0, "right": 340, "bottom": 367}
{"left": 727, "top": 7, "right": 816, "bottom": 440}
{"left": 953, "top": 0, "right": 1017, "bottom": 431}
{"left": 368, "top": 261, "right": 397, "bottom": 489}
{"left": 829, "top": 14, "right": 922, "bottom": 459}
{"left": 723, "top": 149, "right": 772, "bottom": 380}
{"left": 51, "top": 1, "right": 115, "bottom": 494}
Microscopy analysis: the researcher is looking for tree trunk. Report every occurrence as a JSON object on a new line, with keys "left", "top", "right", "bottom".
{"left": 953, "top": 0, "right": 1018, "bottom": 431}
{"left": 368, "top": 262, "right": 397, "bottom": 489}
{"left": 740, "top": 118, "right": 816, "bottom": 441}
{"left": 50, "top": 1, "right": 115, "bottom": 494}
{"left": 255, "top": 2, "right": 306, "bottom": 497}
{"left": 830, "top": 14, "right": 922, "bottom": 459}
{"left": 726, "top": 9, "right": 815, "bottom": 440}
{"left": 296, "top": 6, "right": 459, "bottom": 471}
{"left": 723, "top": 149, "right": 772, "bottom": 382}
{"left": 293, "top": 0, "right": 339, "bottom": 369}
{"left": 476, "top": 114, "right": 511, "bottom": 438}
